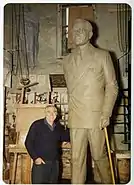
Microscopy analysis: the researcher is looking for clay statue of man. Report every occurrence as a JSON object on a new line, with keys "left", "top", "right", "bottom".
{"left": 63, "top": 19, "right": 118, "bottom": 184}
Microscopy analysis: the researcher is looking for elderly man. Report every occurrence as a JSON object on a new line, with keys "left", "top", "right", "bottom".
{"left": 63, "top": 19, "right": 118, "bottom": 184}
{"left": 25, "top": 104, "right": 70, "bottom": 184}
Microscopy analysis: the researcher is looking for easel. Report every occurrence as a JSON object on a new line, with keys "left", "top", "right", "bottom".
{"left": 9, "top": 82, "right": 38, "bottom": 184}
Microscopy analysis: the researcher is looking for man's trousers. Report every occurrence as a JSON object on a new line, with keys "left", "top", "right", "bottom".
{"left": 70, "top": 128, "right": 112, "bottom": 184}
{"left": 31, "top": 160, "right": 59, "bottom": 184}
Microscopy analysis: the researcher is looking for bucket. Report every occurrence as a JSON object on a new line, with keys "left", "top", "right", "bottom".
{"left": 116, "top": 151, "right": 130, "bottom": 183}
{"left": 117, "top": 158, "right": 130, "bottom": 183}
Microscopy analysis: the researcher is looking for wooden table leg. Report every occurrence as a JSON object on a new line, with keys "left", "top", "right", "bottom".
{"left": 20, "top": 154, "right": 23, "bottom": 183}
{"left": 11, "top": 153, "right": 18, "bottom": 184}
{"left": 25, "top": 155, "right": 31, "bottom": 184}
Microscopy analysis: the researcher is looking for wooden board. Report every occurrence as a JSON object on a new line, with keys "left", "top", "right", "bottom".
{"left": 15, "top": 104, "right": 48, "bottom": 132}
{"left": 15, "top": 104, "right": 48, "bottom": 145}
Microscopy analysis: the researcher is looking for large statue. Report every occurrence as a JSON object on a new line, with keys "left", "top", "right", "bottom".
{"left": 63, "top": 19, "right": 118, "bottom": 184}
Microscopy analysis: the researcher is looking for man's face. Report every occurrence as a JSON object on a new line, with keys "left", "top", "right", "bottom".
{"left": 72, "top": 23, "right": 89, "bottom": 46}
{"left": 45, "top": 107, "right": 57, "bottom": 123}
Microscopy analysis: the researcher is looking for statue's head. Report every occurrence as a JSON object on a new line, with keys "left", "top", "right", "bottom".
{"left": 72, "top": 19, "right": 93, "bottom": 46}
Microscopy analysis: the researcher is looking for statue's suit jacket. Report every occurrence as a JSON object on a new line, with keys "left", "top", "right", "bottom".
{"left": 63, "top": 44, "right": 118, "bottom": 129}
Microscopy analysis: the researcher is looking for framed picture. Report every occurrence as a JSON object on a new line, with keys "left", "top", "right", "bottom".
{"left": 49, "top": 74, "right": 66, "bottom": 88}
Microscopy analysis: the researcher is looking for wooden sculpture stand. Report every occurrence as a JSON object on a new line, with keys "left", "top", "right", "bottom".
{"left": 8, "top": 146, "right": 31, "bottom": 184}
{"left": 9, "top": 143, "right": 71, "bottom": 184}
{"left": 9, "top": 82, "right": 38, "bottom": 184}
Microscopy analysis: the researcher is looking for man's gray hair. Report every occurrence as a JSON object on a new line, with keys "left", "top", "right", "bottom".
{"left": 45, "top": 104, "right": 57, "bottom": 115}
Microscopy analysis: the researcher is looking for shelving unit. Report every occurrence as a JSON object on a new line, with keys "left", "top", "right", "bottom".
{"left": 112, "top": 88, "right": 130, "bottom": 150}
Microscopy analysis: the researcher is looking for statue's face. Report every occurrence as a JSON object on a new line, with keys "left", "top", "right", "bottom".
{"left": 72, "top": 23, "right": 89, "bottom": 46}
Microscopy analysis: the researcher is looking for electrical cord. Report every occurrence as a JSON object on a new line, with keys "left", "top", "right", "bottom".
{"left": 22, "top": 5, "right": 30, "bottom": 78}
{"left": 14, "top": 4, "right": 23, "bottom": 77}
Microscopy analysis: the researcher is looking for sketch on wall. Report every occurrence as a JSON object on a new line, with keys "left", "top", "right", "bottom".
{"left": 49, "top": 74, "right": 67, "bottom": 88}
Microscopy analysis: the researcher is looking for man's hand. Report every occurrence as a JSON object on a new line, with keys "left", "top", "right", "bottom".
{"left": 62, "top": 142, "right": 69, "bottom": 145}
{"left": 99, "top": 116, "right": 110, "bottom": 130}
{"left": 34, "top": 157, "right": 45, "bottom": 165}
{"left": 62, "top": 142, "right": 71, "bottom": 148}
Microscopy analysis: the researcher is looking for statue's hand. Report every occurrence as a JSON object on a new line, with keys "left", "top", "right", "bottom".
{"left": 99, "top": 115, "right": 110, "bottom": 130}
